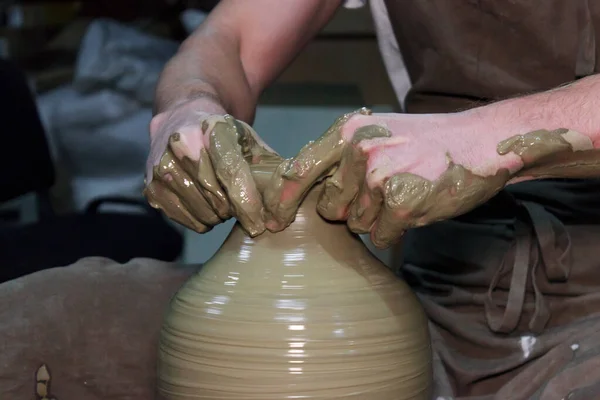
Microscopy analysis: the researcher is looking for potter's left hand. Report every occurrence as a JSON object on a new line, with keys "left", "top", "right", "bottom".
{"left": 263, "top": 107, "right": 517, "bottom": 248}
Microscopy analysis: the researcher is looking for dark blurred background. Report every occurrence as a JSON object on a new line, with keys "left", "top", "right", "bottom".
{"left": 0, "top": 0, "right": 398, "bottom": 282}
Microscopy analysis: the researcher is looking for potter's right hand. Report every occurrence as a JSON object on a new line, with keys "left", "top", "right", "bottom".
{"left": 143, "top": 98, "right": 279, "bottom": 237}
{"left": 262, "top": 107, "right": 518, "bottom": 248}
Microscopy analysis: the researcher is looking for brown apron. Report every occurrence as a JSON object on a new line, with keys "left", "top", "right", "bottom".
{"left": 383, "top": 0, "right": 600, "bottom": 398}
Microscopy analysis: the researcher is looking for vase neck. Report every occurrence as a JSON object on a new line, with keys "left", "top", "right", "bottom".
{"left": 222, "top": 183, "right": 362, "bottom": 257}
{"left": 235, "top": 159, "right": 361, "bottom": 252}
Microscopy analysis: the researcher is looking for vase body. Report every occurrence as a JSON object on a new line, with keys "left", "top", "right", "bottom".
{"left": 157, "top": 188, "right": 432, "bottom": 399}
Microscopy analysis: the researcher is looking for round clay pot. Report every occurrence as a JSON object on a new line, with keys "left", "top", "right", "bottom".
{"left": 156, "top": 166, "right": 432, "bottom": 399}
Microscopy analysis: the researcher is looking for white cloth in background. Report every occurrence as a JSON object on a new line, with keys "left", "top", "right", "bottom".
{"left": 344, "top": 0, "right": 411, "bottom": 111}
{"left": 73, "top": 19, "right": 179, "bottom": 105}
{"left": 368, "top": 0, "right": 411, "bottom": 111}
{"left": 37, "top": 19, "right": 178, "bottom": 211}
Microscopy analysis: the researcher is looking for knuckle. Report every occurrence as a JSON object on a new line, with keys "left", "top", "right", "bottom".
{"left": 383, "top": 173, "right": 430, "bottom": 210}
{"left": 149, "top": 114, "right": 164, "bottom": 135}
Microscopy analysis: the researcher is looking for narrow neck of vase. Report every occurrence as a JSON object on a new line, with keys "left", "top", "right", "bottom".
{"left": 249, "top": 157, "right": 283, "bottom": 195}
{"left": 235, "top": 161, "right": 359, "bottom": 248}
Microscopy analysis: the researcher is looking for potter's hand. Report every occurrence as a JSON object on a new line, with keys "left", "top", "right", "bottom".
{"left": 144, "top": 99, "right": 280, "bottom": 236}
{"left": 263, "top": 108, "right": 512, "bottom": 248}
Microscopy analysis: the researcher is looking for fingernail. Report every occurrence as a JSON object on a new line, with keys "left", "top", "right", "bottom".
{"left": 264, "top": 217, "right": 287, "bottom": 233}
{"left": 280, "top": 159, "right": 298, "bottom": 179}
{"left": 246, "top": 226, "right": 266, "bottom": 237}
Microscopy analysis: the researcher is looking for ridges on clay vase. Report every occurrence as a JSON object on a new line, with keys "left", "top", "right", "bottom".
{"left": 156, "top": 160, "right": 432, "bottom": 399}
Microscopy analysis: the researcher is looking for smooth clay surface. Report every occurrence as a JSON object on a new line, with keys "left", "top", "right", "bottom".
{"left": 156, "top": 167, "right": 432, "bottom": 399}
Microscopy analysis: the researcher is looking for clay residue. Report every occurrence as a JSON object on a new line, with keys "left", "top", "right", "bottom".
{"left": 370, "top": 128, "right": 600, "bottom": 247}
{"left": 266, "top": 124, "right": 600, "bottom": 248}
{"left": 351, "top": 124, "right": 392, "bottom": 143}
{"left": 262, "top": 107, "right": 511, "bottom": 247}
{"left": 498, "top": 128, "right": 599, "bottom": 181}
{"left": 144, "top": 114, "right": 282, "bottom": 237}
{"left": 204, "top": 116, "right": 268, "bottom": 236}
{"left": 147, "top": 110, "right": 600, "bottom": 246}
{"left": 317, "top": 124, "right": 392, "bottom": 221}
{"left": 370, "top": 163, "right": 510, "bottom": 248}
{"left": 196, "top": 148, "right": 231, "bottom": 219}
{"left": 498, "top": 128, "right": 573, "bottom": 164}
{"left": 263, "top": 107, "right": 374, "bottom": 231}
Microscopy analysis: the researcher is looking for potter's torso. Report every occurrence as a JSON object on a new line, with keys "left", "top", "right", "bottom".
{"left": 358, "top": 0, "right": 600, "bottom": 288}
{"left": 360, "top": 0, "right": 600, "bottom": 112}
{"left": 361, "top": 0, "right": 600, "bottom": 303}
{"left": 353, "top": 1, "right": 600, "bottom": 398}
{"left": 359, "top": 0, "right": 600, "bottom": 221}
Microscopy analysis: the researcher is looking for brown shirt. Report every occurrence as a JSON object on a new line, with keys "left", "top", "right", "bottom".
{"left": 383, "top": 0, "right": 599, "bottom": 114}
{"left": 366, "top": 1, "right": 600, "bottom": 399}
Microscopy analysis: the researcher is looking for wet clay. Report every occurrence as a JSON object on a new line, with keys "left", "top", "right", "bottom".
{"left": 263, "top": 108, "right": 374, "bottom": 231}
{"left": 368, "top": 164, "right": 509, "bottom": 247}
{"left": 316, "top": 124, "right": 392, "bottom": 221}
{"left": 367, "top": 128, "right": 600, "bottom": 246}
{"left": 263, "top": 108, "right": 509, "bottom": 248}
{"left": 265, "top": 121, "right": 600, "bottom": 248}
{"left": 499, "top": 128, "right": 600, "bottom": 180}
{"left": 144, "top": 114, "right": 281, "bottom": 237}
{"left": 156, "top": 162, "right": 432, "bottom": 399}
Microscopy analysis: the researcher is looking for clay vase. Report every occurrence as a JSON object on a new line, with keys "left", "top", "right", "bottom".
{"left": 156, "top": 165, "right": 432, "bottom": 399}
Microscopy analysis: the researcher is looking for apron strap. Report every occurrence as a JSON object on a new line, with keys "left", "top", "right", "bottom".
{"left": 485, "top": 218, "right": 533, "bottom": 333}
{"left": 484, "top": 194, "right": 571, "bottom": 334}
{"left": 524, "top": 201, "right": 572, "bottom": 282}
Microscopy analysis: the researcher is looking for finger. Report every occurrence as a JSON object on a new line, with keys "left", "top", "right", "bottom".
{"left": 204, "top": 115, "right": 265, "bottom": 237}
{"left": 347, "top": 181, "right": 383, "bottom": 234}
{"left": 143, "top": 175, "right": 210, "bottom": 233}
{"left": 263, "top": 107, "right": 372, "bottom": 231}
{"left": 234, "top": 119, "right": 281, "bottom": 164}
{"left": 155, "top": 146, "right": 222, "bottom": 226}
{"left": 196, "top": 148, "right": 231, "bottom": 219}
{"left": 317, "top": 143, "right": 367, "bottom": 220}
{"left": 317, "top": 123, "right": 391, "bottom": 221}
{"left": 424, "top": 162, "right": 508, "bottom": 222}
{"left": 167, "top": 132, "right": 231, "bottom": 220}
{"left": 232, "top": 119, "right": 284, "bottom": 194}
{"left": 371, "top": 172, "right": 433, "bottom": 249}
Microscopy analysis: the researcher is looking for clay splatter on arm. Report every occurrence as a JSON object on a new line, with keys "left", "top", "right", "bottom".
{"left": 498, "top": 128, "right": 600, "bottom": 182}
{"left": 263, "top": 113, "right": 600, "bottom": 249}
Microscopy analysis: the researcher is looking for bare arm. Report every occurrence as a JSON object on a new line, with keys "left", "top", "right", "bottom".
{"left": 145, "top": 0, "right": 343, "bottom": 237}
{"left": 489, "top": 76, "right": 600, "bottom": 144}
{"left": 260, "top": 74, "right": 600, "bottom": 243}
{"left": 457, "top": 74, "right": 600, "bottom": 181}
{"left": 153, "top": 0, "right": 343, "bottom": 122}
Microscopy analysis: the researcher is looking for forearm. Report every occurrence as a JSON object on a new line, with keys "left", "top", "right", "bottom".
{"left": 479, "top": 75, "right": 600, "bottom": 144}
{"left": 460, "top": 74, "right": 600, "bottom": 181}
{"left": 154, "top": 27, "right": 256, "bottom": 122}
{"left": 153, "top": 0, "right": 342, "bottom": 124}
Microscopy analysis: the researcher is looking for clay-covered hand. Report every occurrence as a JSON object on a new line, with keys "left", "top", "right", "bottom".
{"left": 263, "top": 108, "right": 514, "bottom": 248}
{"left": 144, "top": 99, "right": 280, "bottom": 236}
